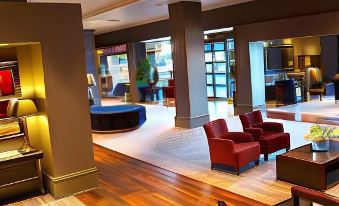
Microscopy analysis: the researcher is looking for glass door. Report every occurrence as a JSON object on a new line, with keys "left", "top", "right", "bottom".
{"left": 205, "top": 42, "right": 227, "bottom": 98}
{"left": 205, "top": 39, "right": 235, "bottom": 99}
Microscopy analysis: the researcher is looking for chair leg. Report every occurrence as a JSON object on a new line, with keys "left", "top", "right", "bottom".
{"left": 255, "top": 160, "right": 259, "bottom": 166}
{"left": 264, "top": 154, "right": 268, "bottom": 161}
{"left": 237, "top": 169, "right": 240, "bottom": 176}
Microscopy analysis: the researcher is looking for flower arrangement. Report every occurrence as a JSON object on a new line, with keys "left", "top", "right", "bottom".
{"left": 304, "top": 125, "right": 339, "bottom": 142}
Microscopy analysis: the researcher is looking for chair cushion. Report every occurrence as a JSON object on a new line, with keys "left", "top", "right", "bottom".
{"left": 260, "top": 132, "right": 290, "bottom": 154}
{"left": 234, "top": 142, "right": 260, "bottom": 168}
{"left": 234, "top": 142, "right": 259, "bottom": 153}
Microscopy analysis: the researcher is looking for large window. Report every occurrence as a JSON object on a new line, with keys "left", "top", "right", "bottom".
{"left": 205, "top": 38, "right": 235, "bottom": 98}
{"left": 146, "top": 41, "right": 173, "bottom": 86}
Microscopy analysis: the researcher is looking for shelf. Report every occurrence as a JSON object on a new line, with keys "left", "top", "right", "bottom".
{"left": 0, "top": 133, "right": 24, "bottom": 141}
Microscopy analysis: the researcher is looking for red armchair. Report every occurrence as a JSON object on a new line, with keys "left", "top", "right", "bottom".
{"left": 203, "top": 119, "right": 260, "bottom": 175}
{"left": 291, "top": 186, "right": 339, "bottom": 206}
{"left": 239, "top": 110, "right": 290, "bottom": 161}
{"left": 162, "top": 79, "right": 175, "bottom": 106}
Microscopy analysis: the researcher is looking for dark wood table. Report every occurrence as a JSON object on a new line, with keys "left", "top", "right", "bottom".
{"left": 276, "top": 141, "right": 339, "bottom": 191}
{"left": 0, "top": 149, "right": 44, "bottom": 204}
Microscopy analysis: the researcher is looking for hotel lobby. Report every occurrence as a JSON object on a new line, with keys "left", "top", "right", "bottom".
{"left": 0, "top": 0, "right": 338, "bottom": 206}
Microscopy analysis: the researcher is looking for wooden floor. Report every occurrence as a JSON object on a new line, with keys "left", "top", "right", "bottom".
{"left": 76, "top": 145, "right": 268, "bottom": 206}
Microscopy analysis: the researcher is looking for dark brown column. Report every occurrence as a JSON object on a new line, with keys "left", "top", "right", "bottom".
{"left": 169, "top": 1, "right": 210, "bottom": 128}
{"left": 84, "top": 30, "right": 100, "bottom": 106}
{"left": 127, "top": 42, "right": 146, "bottom": 102}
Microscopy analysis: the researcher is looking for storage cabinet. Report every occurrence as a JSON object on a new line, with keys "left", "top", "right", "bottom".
{"left": 0, "top": 149, "right": 43, "bottom": 204}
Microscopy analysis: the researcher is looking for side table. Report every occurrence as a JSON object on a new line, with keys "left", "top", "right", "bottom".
{"left": 0, "top": 149, "right": 44, "bottom": 204}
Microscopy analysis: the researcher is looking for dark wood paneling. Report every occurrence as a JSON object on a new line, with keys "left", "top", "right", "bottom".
{"left": 95, "top": 0, "right": 339, "bottom": 47}
{"left": 76, "top": 144, "right": 268, "bottom": 206}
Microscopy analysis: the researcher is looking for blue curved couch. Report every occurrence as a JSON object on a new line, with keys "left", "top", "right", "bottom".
{"left": 90, "top": 105, "right": 146, "bottom": 132}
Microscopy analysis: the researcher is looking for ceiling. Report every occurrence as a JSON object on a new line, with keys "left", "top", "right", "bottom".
{"left": 27, "top": 0, "right": 254, "bottom": 34}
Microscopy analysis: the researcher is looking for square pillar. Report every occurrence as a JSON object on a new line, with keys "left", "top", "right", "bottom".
{"left": 169, "top": 1, "right": 210, "bottom": 128}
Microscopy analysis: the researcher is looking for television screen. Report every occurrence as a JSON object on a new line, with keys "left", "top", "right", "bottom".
{"left": 265, "top": 46, "right": 294, "bottom": 71}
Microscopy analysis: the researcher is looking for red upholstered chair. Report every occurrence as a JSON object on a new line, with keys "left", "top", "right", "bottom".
{"left": 291, "top": 186, "right": 339, "bottom": 206}
{"left": 162, "top": 79, "right": 175, "bottom": 107}
{"left": 203, "top": 119, "right": 260, "bottom": 175}
{"left": 239, "top": 110, "right": 290, "bottom": 161}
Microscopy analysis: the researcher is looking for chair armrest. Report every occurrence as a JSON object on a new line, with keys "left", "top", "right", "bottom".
{"left": 221, "top": 132, "right": 254, "bottom": 143}
{"left": 209, "top": 138, "right": 235, "bottom": 153}
{"left": 244, "top": 128, "right": 263, "bottom": 141}
{"left": 262, "top": 122, "right": 284, "bottom": 132}
{"left": 252, "top": 123, "right": 264, "bottom": 129}
{"left": 291, "top": 186, "right": 339, "bottom": 206}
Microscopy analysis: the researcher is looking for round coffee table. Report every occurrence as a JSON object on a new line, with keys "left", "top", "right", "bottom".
{"left": 90, "top": 104, "right": 146, "bottom": 132}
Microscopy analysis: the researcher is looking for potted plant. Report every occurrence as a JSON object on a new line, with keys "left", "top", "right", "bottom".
{"left": 136, "top": 59, "right": 151, "bottom": 87}
{"left": 149, "top": 66, "right": 159, "bottom": 87}
{"left": 304, "top": 124, "right": 339, "bottom": 152}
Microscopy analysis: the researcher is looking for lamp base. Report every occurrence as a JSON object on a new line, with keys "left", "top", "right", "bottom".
{"left": 18, "top": 142, "right": 37, "bottom": 154}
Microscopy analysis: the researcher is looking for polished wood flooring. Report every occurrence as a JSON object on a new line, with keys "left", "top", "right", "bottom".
{"left": 76, "top": 145, "right": 268, "bottom": 206}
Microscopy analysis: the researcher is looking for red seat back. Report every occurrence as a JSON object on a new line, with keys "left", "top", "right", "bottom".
{"left": 168, "top": 79, "right": 174, "bottom": 87}
{"left": 203, "top": 119, "right": 229, "bottom": 140}
{"left": 239, "top": 110, "right": 263, "bottom": 129}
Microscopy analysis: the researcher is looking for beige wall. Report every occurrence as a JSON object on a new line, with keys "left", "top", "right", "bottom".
{"left": 235, "top": 11, "right": 339, "bottom": 114}
{"left": 291, "top": 37, "right": 321, "bottom": 71}
{"left": 0, "top": 2, "right": 97, "bottom": 197}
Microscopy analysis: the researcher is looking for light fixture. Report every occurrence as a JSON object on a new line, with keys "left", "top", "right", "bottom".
{"left": 13, "top": 99, "right": 38, "bottom": 154}
{"left": 0, "top": 43, "right": 9, "bottom": 47}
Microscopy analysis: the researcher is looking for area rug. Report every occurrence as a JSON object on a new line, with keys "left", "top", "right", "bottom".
{"left": 6, "top": 194, "right": 85, "bottom": 206}
{"left": 93, "top": 104, "right": 339, "bottom": 205}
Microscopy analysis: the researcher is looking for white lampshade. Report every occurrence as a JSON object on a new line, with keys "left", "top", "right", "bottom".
{"left": 13, "top": 99, "right": 38, "bottom": 117}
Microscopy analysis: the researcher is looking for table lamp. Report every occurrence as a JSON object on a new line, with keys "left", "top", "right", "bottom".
{"left": 87, "top": 73, "right": 96, "bottom": 106}
{"left": 13, "top": 99, "right": 38, "bottom": 154}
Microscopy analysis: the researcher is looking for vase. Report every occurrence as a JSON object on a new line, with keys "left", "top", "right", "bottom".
{"left": 311, "top": 140, "right": 329, "bottom": 152}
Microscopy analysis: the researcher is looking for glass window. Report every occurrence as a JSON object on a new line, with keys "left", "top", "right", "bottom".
{"left": 214, "top": 63, "right": 226, "bottom": 73}
{"left": 146, "top": 40, "right": 173, "bottom": 86}
{"left": 214, "top": 43, "right": 224, "bottom": 51}
{"left": 214, "top": 51, "right": 226, "bottom": 61}
{"left": 215, "top": 74, "right": 226, "bottom": 85}
{"left": 204, "top": 43, "right": 212, "bottom": 51}
{"left": 215, "top": 85, "right": 227, "bottom": 98}
{"left": 206, "top": 64, "right": 213, "bottom": 73}
{"left": 227, "top": 39, "right": 234, "bottom": 50}
{"left": 205, "top": 52, "right": 213, "bottom": 62}
{"left": 207, "top": 86, "right": 214, "bottom": 97}
{"left": 206, "top": 74, "right": 213, "bottom": 84}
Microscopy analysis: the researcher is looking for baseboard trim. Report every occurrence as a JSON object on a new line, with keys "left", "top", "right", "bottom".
{"left": 43, "top": 167, "right": 98, "bottom": 198}
{"left": 175, "top": 113, "right": 210, "bottom": 128}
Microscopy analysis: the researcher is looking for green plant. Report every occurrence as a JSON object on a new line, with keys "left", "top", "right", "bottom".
{"left": 304, "top": 125, "right": 339, "bottom": 142}
{"left": 137, "top": 59, "right": 151, "bottom": 82}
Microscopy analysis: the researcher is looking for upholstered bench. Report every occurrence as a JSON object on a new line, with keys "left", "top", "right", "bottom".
{"left": 90, "top": 105, "right": 146, "bottom": 132}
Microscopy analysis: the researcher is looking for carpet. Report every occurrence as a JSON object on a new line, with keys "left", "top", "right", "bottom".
{"left": 6, "top": 194, "right": 85, "bottom": 206}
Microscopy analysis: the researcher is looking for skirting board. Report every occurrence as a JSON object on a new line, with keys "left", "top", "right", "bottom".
{"left": 42, "top": 167, "right": 98, "bottom": 198}
{"left": 234, "top": 104, "right": 254, "bottom": 115}
{"left": 175, "top": 113, "right": 210, "bottom": 128}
